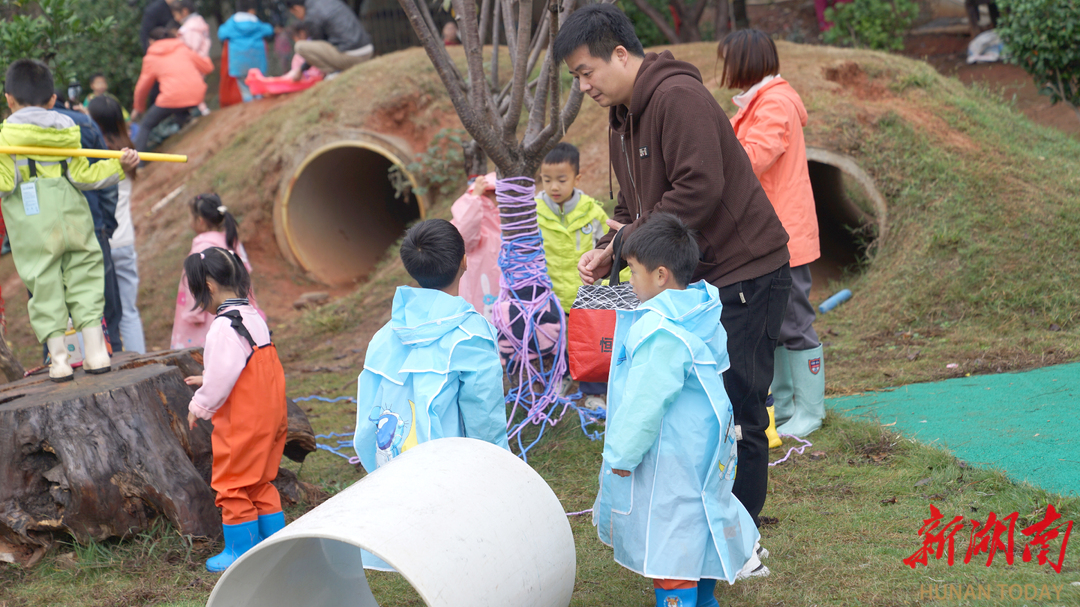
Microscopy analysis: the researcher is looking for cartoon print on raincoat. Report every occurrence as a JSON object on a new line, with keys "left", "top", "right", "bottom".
{"left": 593, "top": 281, "right": 758, "bottom": 583}
{"left": 368, "top": 400, "right": 420, "bottom": 466}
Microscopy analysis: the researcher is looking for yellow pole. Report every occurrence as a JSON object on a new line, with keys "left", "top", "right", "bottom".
{"left": 0, "top": 146, "right": 187, "bottom": 163}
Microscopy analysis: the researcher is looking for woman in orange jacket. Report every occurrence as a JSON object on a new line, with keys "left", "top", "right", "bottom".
{"left": 722, "top": 30, "right": 824, "bottom": 438}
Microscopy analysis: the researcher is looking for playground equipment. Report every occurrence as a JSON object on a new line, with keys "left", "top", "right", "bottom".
{"left": 205, "top": 437, "right": 577, "bottom": 607}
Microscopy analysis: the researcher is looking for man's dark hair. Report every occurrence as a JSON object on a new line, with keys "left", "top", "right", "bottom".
{"left": 89, "top": 72, "right": 107, "bottom": 85}
{"left": 400, "top": 219, "right": 466, "bottom": 290}
{"left": 4, "top": 59, "right": 55, "bottom": 107}
{"left": 622, "top": 212, "right": 699, "bottom": 287}
{"left": 148, "top": 26, "right": 174, "bottom": 41}
{"left": 718, "top": 29, "right": 779, "bottom": 91}
{"left": 284, "top": 0, "right": 306, "bottom": 7}
{"left": 171, "top": 0, "right": 197, "bottom": 12}
{"left": 542, "top": 142, "right": 580, "bottom": 174}
{"left": 553, "top": 4, "right": 644, "bottom": 64}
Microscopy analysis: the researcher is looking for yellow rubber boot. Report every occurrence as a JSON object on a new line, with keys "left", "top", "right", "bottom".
{"left": 766, "top": 405, "right": 782, "bottom": 449}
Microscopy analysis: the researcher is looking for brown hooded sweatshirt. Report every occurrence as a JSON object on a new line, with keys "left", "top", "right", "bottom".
{"left": 598, "top": 50, "right": 790, "bottom": 288}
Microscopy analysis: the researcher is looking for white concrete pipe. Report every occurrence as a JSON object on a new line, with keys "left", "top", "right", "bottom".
{"left": 204, "top": 438, "right": 577, "bottom": 607}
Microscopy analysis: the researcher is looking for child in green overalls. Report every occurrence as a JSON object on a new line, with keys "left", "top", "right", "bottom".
{"left": 0, "top": 59, "right": 139, "bottom": 381}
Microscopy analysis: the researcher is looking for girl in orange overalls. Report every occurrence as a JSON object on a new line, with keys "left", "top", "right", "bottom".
{"left": 183, "top": 246, "right": 288, "bottom": 573}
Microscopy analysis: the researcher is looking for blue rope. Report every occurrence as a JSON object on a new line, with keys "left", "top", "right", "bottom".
{"left": 295, "top": 395, "right": 357, "bottom": 403}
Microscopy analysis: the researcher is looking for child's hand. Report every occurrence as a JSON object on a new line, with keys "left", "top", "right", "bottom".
{"left": 184, "top": 375, "right": 204, "bottom": 388}
{"left": 188, "top": 411, "right": 198, "bottom": 429}
{"left": 472, "top": 175, "right": 488, "bottom": 194}
{"left": 119, "top": 148, "right": 140, "bottom": 172}
{"left": 612, "top": 469, "right": 631, "bottom": 477}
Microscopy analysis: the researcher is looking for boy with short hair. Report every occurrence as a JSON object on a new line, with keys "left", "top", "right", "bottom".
{"left": 354, "top": 218, "right": 509, "bottom": 474}
{"left": 0, "top": 59, "right": 139, "bottom": 382}
{"left": 594, "top": 212, "right": 758, "bottom": 607}
{"left": 535, "top": 142, "right": 621, "bottom": 407}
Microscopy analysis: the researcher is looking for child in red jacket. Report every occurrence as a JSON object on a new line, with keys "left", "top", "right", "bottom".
{"left": 131, "top": 27, "right": 213, "bottom": 151}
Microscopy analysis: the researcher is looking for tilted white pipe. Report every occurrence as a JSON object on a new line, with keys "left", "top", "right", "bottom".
{"left": 205, "top": 438, "right": 577, "bottom": 607}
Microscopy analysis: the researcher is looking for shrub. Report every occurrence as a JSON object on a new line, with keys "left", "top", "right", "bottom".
{"left": 822, "top": 0, "right": 918, "bottom": 52}
{"left": 997, "top": 0, "right": 1080, "bottom": 124}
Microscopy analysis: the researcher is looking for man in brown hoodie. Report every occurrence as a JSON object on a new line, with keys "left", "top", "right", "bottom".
{"left": 555, "top": 3, "right": 791, "bottom": 573}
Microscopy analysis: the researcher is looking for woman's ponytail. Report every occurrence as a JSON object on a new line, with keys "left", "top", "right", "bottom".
{"left": 222, "top": 211, "right": 239, "bottom": 251}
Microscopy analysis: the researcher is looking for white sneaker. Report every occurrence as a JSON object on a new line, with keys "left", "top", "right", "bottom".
{"left": 582, "top": 395, "right": 606, "bottom": 411}
{"left": 756, "top": 540, "right": 770, "bottom": 560}
{"left": 735, "top": 550, "right": 771, "bottom": 581}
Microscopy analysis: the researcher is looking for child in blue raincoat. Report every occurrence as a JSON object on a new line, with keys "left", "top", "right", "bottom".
{"left": 594, "top": 213, "right": 759, "bottom": 607}
{"left": 218, "top": 0, "right": 273, "bottom": 102}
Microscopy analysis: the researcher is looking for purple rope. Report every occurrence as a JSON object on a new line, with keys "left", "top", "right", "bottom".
{"left": 769, "top": 434, "right": 813, "bottom": 466}
{"left": 491, "top": 177, "right": 573, "bottom": 453}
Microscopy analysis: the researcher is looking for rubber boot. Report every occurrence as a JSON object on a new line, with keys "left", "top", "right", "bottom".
{"left": 696, "top": 579, "right": 718, "bottom": 607}
{"left": 257, "top": 511, "right": 286, "bottom": 540}
{"left": 46, "top": 336, "right": 74, "bottom": 382}
{"left": 770, "top": 347, "right": 794, "bottom": 426}
{"left": 765, "top": 405, "right": 782, "bottom": 449}
{"left": 654, "top": 587, "right": 697, "bottom": 607}
{"left": 81, "top": 324, "right": 111, "bottom": 374}
{"left": 777, "top": 345, "right": 825, "bottom": 438}
{"left": 206, "top": 520, "right": 261, "bottom": 572}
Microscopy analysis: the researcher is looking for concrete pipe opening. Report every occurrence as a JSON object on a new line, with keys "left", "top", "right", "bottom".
{"left": 805, "top": 148, "right": 887, "bottom": 297}
{"left": 277, "top": 136, "right": 425, "bottom": 285}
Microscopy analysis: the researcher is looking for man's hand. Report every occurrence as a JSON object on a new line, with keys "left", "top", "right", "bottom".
{"left": 184, "top": 375, "right": 204, "bottom": 388}
{"left": 578, "top": 247, "right": 613, "bottom": 285}
{"left": 612, "top": 469, "right": 631, "bottom": 477}
{"left": 119, "top": 148, "right": 139, "bottom": 172}
{"left": 188, "top": 411, "right": 198, "bottom": 430}
{"left": 606, "top": 218, "right": 625, "bottom": 233}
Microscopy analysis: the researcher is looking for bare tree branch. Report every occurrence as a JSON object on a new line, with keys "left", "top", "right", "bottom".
{"left": 501, "top": 0, "right": 534, "bottom": 147}
{"left": 452, "top": 0, "right": 491, "bottom": 117}
{"left": 491, "top": 0, "right": 500, "bottom": 90}
{"left": 630, "top": 0, "right": 679, "bottom": 43}
{"left": 478, "top": 0, "right": 493, "bottom": 46}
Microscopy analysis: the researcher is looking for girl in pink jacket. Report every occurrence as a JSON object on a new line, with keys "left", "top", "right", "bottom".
{"left": 171, "top": 194, "right": 266, "bottom": 349}
{"left": 722, "top": 30, "right": 824, "bottom": 438}
{"left": 171, "top": 0, "right": 212, "bottom": 115}
{"left": 450, "top": 172, "right": 500, "bottom": 322}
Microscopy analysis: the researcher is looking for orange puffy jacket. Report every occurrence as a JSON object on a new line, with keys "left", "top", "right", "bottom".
{"left": 133, "top": 39, "right": 214, "bottom": 113}
{"left": 730, "top": 77, "right": 820, "bottom": 267}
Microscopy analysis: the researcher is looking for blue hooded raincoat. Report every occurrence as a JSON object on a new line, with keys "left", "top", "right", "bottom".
{"left": 218, "top": 13, "right": 273, "bottom": 78}
{"left": 593, "top": 281, "right": 758, "bottom": 582}
{"left": 355, "top": 286, "right": 509, "bottom": 571}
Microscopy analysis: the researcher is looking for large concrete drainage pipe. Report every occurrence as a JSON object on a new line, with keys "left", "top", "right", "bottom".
{"left": 805, "top": 148, "right": 887, "bottom": 293}
{"left": 275, "top": 132, "right": 426, "bottom": 286}
{"left": 205, "top": 438, "right": 577, "bottom": 607}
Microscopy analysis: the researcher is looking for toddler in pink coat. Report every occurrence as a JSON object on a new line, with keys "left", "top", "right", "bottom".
{"left": 450, "top": 172, "right": 500, "bottom": 322}
{"left": 171, "top": 194, "right": 266, "bottom": 349}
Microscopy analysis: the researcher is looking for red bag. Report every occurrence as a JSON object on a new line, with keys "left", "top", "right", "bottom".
{"left": 567, "top": 230, "right": 639, "bottom": 383}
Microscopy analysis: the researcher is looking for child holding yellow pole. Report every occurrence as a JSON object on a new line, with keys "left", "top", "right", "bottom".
{"left": 0, "top": 59, "right": 139, "bottom": 382}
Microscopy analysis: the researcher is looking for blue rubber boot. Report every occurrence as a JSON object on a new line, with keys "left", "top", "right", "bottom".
{"left": 655, "top": 587, "right": 697, "bottom": 607}
{"left": 696, "top": 579, "right": 718, "bottom": 607}
{"left": 206, "top": 520, "right": 260, "bottom": 572}
{"left": 257, "top": 511, "right": 286, "bottom": 540}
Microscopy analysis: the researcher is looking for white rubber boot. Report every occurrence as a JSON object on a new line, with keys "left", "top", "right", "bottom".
{"left": 770, "top": 347, "right": 794, "bottom": 426}
{"left": 47, "top": 336, "right": 74, "bottom": 382}
{"left": 777, "top": 345, "right": 825, "bottom": 437}
{"left": 81, "top": 324, "right": 112, "bottom": 374}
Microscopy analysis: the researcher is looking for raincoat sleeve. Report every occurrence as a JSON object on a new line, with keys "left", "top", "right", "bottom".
{"left": 0, "top": 155, "right": 15, "bottom": 196}
{"left": 603, "top": 329, "right": 692, "bottom": 471}
{"left": 67, "top": 157, "right": 124, "bottom": 191}
{"left": 455, "top": 334, "right": 510, "bottom": 449}
{"left": 189, "top": 319, "right": 251, "bottom": 419}
{"left": 217, "top": 18, "right": 236, "bottom": 41}
{"left": 450, "top": 194, "right": 484, "bottom": 252}
{"left": 735, "top": 96, "right": 792, "bottom": 177}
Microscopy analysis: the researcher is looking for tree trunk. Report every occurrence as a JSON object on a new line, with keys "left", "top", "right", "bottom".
{"left": 0, "top": 364, "right": 220, "bottom": 548}
{"left": 0, "top": 350, "right": 320, "bottom": 553}
{"left": 0, "top": 326, "right": 25, "bottom": 383}
{"left": 732, "top": 0, "right": 749, "bottom": 29}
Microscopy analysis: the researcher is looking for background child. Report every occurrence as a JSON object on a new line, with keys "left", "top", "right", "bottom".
{"left": 88, "top": 95, "right": 147, "bottom": 354}
{"left": 171, "top": 0, "right": 212, "bottom": 115}
{"left": 218, "top": 0, "right": 274, "bottom": 102}
{"left": 82, "top": 73, "right": 130, "bottom": 120}
{"left": 535, "top": 142, "right": 620, "bottom": 408}
{"left": 594, "top": 213, "right": 758, "bottom": 607}
{"left": 450, "top": 172, "right": 499, "bottom": 321}
{"left": 183, "top": 247, "right": 288, "bottom": 572}
{"left": 132, "top": 27, "right": 213, "bottom": 151}
{"left": 722, "top": 30, "right": 824, "bottom": 438}
{"left": 172, "top": 194, "right": 265, "bottom": 349}
{"left": 0, "top": 59, "right": 137, "bottom": 381}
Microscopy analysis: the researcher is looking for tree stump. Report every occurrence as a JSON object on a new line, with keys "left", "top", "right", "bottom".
{"left": 0, "top": 364, "right": 219, "bottom": 548}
